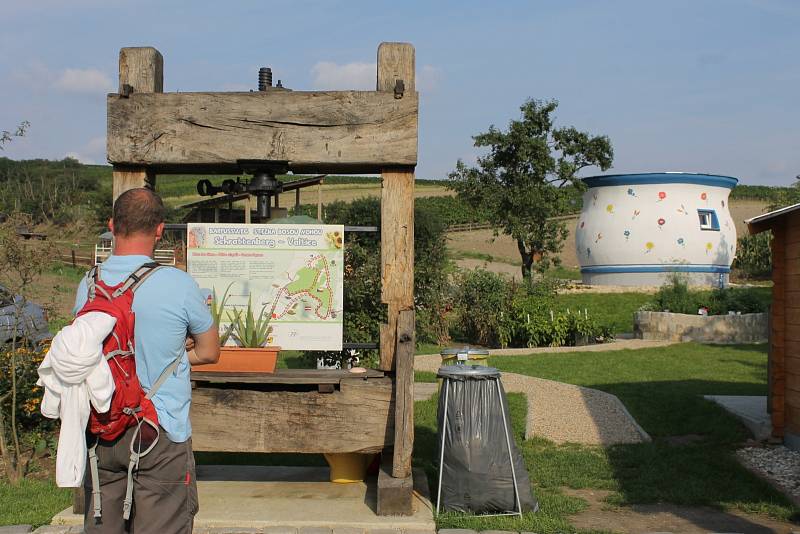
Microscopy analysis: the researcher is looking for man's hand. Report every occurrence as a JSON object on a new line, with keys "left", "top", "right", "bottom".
{"left": 186, "top": 327, "right": 220, "bottom": 365}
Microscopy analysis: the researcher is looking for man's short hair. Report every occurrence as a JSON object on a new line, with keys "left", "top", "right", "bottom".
{"left": 112, "top": 188, "right": 165, "bottom": 237}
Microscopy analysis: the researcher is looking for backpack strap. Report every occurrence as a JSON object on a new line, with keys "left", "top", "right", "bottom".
{"left": 111, "top": 262, "right": 163, "bottom": 298}
{"left": 86, "top": 266, "right": 99, "bottom": 301}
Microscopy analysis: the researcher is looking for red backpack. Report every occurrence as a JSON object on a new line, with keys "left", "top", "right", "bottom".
{"left": 79, "top": 262, "right": 181, "bottom": 520}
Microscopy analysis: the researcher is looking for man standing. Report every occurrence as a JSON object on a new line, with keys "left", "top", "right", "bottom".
{"left": 73, "top": 188, "right": 220, "bottom": 534}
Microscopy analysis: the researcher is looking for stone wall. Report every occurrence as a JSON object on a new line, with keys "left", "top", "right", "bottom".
{"left": 634, "top": 311, "right": 768, "bottom": 344}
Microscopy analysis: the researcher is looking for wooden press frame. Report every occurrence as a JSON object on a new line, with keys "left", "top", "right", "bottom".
{"left": 104, "top": 43, "right": 418, "bottom": 514}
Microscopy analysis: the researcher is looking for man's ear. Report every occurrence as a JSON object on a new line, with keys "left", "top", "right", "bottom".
{"left": 155, "top": 222, "right": 165, "bottom": 241}
{"left": 108, "top": 219, "right": 114, "bottom": 233}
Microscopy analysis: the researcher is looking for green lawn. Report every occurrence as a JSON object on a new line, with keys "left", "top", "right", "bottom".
{"left": 415, "top": 343, "right": 798, "bottom": 532}
{"left": 6, "top": 343, "right": 799, "bottom": 530}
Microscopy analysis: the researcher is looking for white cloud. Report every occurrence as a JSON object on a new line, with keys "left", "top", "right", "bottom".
{"left": 65, "top": 136, "right": 106, "bottom": 165}
{"left": 55, "top": 68, "right": 113, "bottom": 93}
{"left": 311, "top": 62, "right": 375, "bottom": 90}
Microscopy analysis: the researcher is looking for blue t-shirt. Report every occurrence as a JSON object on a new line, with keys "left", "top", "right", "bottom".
{"left": 73, "top": 254, "right": 213, "bottom": 443}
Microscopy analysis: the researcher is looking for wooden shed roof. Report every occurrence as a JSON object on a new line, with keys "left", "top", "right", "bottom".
{"left": 746, "top": 202, "right": 800, "bottom": 234}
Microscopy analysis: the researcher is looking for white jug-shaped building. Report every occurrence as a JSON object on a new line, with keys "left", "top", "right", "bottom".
{"left": 575, "top": 173, "right": 738, "bottom": 286}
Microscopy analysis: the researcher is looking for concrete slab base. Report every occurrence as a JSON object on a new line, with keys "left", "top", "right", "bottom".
{"left": 51, "top": 466, "right": 435, "bottom": 532}
{"left": 704, "top": 395, "right": 772, "bottom": 440}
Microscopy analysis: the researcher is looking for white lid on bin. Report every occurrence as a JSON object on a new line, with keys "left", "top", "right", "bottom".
{"left": 440, "top": 345, "right": 490, "bottom": 357}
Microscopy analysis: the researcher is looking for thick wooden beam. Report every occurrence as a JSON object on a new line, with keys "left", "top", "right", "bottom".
{"left": 112, "top": 167, "right": 155, "bottom": 203}
{"left": 380, "top": 169, "right": 415, "bottom": 308}
{"left": 112, "top": 47, "right": 162, "bottom": 202}
{"left": 107, "top": 91, "right": 418, "bottom": 173}
{"left": 119, "top": 47, "right": 163, "bottom": 94}
{"left": 392, "top": 309, "right": 415, "bottom": 479}
{"left": 190, "top": 378, "right": 394, "bottom": 454}
{"left": 377, "top": 454, "right": 413, "bottom": 516}
{"left": 377, "top": 42, "right": 415, "bottom": 93}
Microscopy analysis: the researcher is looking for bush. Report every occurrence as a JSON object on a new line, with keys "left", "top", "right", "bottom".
{"left": 649, "top": 275, "right": 701, "bottom": 314}
{"left": 301, "top": 197, "right": 453, "bottom": 367}
{"left": 732, "top": 232, "right": 772, "bottom": 279}
{"left": 451, "top": 270, "right": 612, "bottom": 348}
{"left": 646, "top": 275, "right": 770, "bottom": 315}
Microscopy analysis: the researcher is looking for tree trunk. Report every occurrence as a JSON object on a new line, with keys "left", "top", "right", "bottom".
{"left": 517, "top": 239, "right": 534, "bottom": 280}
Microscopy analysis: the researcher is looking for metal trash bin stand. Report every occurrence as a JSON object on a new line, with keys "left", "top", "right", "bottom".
{"left": 436, "top": 365, "right": 538, "bottom": 516}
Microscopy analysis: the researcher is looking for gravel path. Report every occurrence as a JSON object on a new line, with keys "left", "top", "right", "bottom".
{"left": 737, "top": 445, "right": 800, "bottom": 504}
{"left": 415, "top": 341, "right": 656, "bottom": 445}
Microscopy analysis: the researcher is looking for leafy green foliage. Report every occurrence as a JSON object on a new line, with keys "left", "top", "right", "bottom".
{"left": 229, "top": 297, "right": 273, "bottom": 348}
{"left": 0, "top": 157, "right": 111, "bottom": 227}
{"left": 646, "top": 275, "right": 771, "bottom": 315}
{"left": 209, "top": 283, "right": 236, "bottom": 346}
{"left": 452, "top": 269, "right": 613, "bottom": 348}
{"left": 301, "top": 196, "right": 452, "bottom": 367}
{"left": 448, "top": 99, "right": 613, "bottom": 279}
{"left": 732, "top": 232, "right": 772, "bottom": 279}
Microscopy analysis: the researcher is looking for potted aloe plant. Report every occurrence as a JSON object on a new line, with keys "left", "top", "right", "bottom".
{"left": 193, "top": 289, "right": 280, "bottom": 374}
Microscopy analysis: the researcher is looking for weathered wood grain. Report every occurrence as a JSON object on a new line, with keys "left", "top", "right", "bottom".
{"left": 377, "top": 454, "right": 413, "bottom": 516}
{"left": 107, "top": 91, "right": 418, "bottom": 173}
{"left": 377, "top": 42, "right": 415, "bottom": 93}
{"left": 378, "top": 315, "right": 397, "bottom": 371}
{"left": 191, "top": 368, "right": 384, "bottom": 385}
{"left": 392, "top": 309, "right": 415, "bottom": 479}
{"left": 380, "top": 169, "right": 415, "bottom": 306}
{"left": 119, "top": 47, "right": 163, "bottom": 94}
{"left": 190, "top": 377, "right": 394, "bottom": 454}
{"left": 112, "top": 168, "right": 155, "bottom": 202}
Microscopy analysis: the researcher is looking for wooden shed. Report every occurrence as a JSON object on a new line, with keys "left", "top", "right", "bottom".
{"left": 747, "top": 203, "right": 800, "bottom": 451}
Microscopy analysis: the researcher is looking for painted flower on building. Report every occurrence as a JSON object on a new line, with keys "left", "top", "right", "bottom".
{"left": 606, "top": 204, "right": 615, "bottom": 214}
{"left": 705, "top": 242, "right": 713, "bottom": 254}
{"left": 677, "top": 204, "right": 687, "bottom": 215}
{"left": 624, "top": 230, "right": 631, "bottom": 240}
{"left": 595, "top": 232, "right": 603, "bottom": 243}
{"left": 677, "top": 237, "right": 685, "bottom": 247}
{"left": 657, "top": 218, "right": 666, "bottom": 229}
{"left": 645, "top": 241, "right": 655, "bottom": 253}
{"left": 632, "top": 209, "right": 641, "bottom": 219}
{"left": 627, "top": 188, "right": 636, "bottom": 197}
{"left": 701, "top": 192, "right": 708, "bottom": 201}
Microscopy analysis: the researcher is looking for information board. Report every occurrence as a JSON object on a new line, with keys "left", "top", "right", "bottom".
{"left": 187, "top": 222, "right": 344, "bottom": 351}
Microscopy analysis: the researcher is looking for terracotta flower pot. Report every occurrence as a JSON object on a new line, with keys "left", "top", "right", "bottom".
{"left": 192, "top": 346, "right": 280, "bottom": 373}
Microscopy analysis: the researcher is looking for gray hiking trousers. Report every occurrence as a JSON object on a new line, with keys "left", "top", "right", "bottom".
{"left": 83, "top": 425, "right": 199, "bottom": 534}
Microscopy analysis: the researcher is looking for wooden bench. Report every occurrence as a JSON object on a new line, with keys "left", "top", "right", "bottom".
{"left": 190, "top": 369, "right": 394, "bottom": 455}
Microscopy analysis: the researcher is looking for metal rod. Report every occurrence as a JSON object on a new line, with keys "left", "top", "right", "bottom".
{"left": 344, "top": 225, "right": 378, "bottom": 233}
{"left": 436, "top": 378, "right": 449, "bottom": 515}
{"left": 342, "top": 342, "right": 378, "bottom": 350}
{"left": 496, "top": 379, "right": 523, "bottom": 517}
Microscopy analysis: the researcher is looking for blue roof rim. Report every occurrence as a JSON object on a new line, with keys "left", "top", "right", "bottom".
{"left": 581, "top": 172, "right": 738, "bottom": 190}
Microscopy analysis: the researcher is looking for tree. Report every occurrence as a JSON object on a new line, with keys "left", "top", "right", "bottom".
{"left": 448, "top": 99, "right": 613, "bottom": 279}
{"left": 0, "top": 121, "right": 29, "bottom": 149}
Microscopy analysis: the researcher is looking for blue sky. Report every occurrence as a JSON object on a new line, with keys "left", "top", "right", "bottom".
{"left": 1, "top": 0, "right": 798, "bottom": 184}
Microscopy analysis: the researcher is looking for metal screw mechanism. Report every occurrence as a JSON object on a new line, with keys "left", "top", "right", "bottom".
{"left": 258, "top": 67, "right": 272, "bottom": 91}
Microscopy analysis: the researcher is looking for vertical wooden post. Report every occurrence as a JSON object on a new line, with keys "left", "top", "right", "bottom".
{"left": 376, "top": 42, "right": 416, "bottom": 516}
{"left": 771, "top": 223, "right": 786, "bottom": 437}
{"left": 317, "top": 182, "right": 323, "bottom": 221}
{"left": 112, "top": 47, "right": 162, "bottom": 204}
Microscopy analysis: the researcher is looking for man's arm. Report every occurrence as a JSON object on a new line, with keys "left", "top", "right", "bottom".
{"left": 186, "top": 327, "right": 220, "bottom": 365}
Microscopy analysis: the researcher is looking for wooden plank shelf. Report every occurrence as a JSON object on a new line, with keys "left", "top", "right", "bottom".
{"left": 191, "top": 368, "right": 385, "bottom": 385}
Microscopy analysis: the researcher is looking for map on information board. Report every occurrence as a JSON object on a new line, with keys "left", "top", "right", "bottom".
{"left": 186, "top": 222, "right": 344, "bottom": 351}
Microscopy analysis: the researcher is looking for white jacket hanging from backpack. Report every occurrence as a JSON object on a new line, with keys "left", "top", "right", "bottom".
{"left": 37, "top": 311, "right": 117, "bottom": 487}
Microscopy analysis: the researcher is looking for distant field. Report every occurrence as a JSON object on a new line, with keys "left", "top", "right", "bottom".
{"left": 76, "top": 165, "right": 453, "bottom": 207}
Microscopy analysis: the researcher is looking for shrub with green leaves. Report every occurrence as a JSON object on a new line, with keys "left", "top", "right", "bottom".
{"left": 732, "top": 232, "right": 772, "bottom": 279}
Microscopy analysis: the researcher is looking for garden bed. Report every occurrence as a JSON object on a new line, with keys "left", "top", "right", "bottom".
{"left": 634, "top": 310, "right": 768, "bottom": 344}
